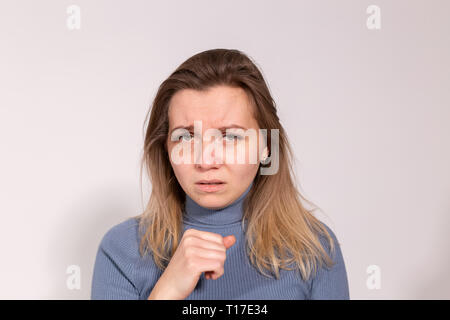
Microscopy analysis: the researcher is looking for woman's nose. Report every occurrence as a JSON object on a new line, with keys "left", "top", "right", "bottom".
{"left": 194, "top": 135, "right": 224, "bottom": 168}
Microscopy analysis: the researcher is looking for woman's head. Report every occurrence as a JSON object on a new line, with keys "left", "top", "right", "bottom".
{"left": 167, "top": 85, "right": 266, "bottom": 210}
{"left": 137, "top": 48, "right": 336, "bottom": 281}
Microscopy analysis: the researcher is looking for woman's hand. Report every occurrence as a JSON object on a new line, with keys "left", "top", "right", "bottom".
{"left": 147, "top": 228, "right": 236, "bottom": 300}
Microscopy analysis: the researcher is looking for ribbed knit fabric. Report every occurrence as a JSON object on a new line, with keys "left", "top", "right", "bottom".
{"left": 91, "top": 181, "right": 350, "bottom": 300}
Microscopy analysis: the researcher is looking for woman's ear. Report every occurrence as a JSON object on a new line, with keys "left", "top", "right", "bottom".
{"left": 260, "top": 146, "right": 269, "bottom": 164}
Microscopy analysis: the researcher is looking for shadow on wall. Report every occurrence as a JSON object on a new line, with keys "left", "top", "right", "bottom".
{"left": 45, "top": 182, "right": 142, "bottom": 299}
{"left": 412, "top": 203, "right": 450, "bottom": 299}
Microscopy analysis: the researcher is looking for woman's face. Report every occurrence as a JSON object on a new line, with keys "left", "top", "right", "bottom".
{"left": 166, "top": 85, "right": 265, "bottom": 209}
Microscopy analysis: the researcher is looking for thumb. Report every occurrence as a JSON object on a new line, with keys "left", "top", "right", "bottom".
{"left": 223, "top": 235, "right": 236, "bottom": 249}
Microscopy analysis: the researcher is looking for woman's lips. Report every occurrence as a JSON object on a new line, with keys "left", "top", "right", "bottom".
{"left": 195, "top": 182, "right": 225, "bottom": 192}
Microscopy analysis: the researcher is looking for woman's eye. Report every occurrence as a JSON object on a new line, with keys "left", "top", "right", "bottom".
{"left": 224, "top": 133, "right": 243, "bottom": 142}
{"left": 175, "top": 132, "right": 243, "bottom": 142}
{"left": 179, "top": 133, "right": 193, "bottom": 142}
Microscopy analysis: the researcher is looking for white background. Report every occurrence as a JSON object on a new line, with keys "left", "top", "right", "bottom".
{"left": 0, "top": 0, "right": 449, "bottom": 299}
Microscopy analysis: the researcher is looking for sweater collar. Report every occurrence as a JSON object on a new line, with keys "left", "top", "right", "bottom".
{"left": 183, "top": 181, "right": 253, "bottom": 226}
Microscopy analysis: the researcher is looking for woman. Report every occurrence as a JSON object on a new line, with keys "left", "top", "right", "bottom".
{"left": 91, "top": 48, "right": 350, "bottom": 300}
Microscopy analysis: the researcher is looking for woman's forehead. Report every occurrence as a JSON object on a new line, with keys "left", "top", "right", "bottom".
{"left": 168, "top": 87, "right": 257, "bottom": 128}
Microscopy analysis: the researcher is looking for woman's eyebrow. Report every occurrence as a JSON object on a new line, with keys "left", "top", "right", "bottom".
{"left": 170, "top": 124, "right": 247, "bottom": 134}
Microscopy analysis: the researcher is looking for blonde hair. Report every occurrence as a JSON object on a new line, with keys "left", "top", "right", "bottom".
{"left": 133, "top": 48, "right": 336, "bottom": 281}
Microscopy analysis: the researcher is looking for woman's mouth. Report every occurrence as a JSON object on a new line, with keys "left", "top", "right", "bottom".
{"left": 195, "top": 180, "right": 225, "bottom": 192}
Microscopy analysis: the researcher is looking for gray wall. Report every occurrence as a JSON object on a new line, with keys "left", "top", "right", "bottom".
{"left": 0, "top": 0, "right": 449, "bottom": 299}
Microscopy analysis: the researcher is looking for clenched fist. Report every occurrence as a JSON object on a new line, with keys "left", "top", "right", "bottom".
{"left": 148, "top": 228, "right": 236, "bottom": 300}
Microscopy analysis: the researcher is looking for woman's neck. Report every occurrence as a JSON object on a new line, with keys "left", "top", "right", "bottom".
{"left": 183, "top": 181, "right": 253, "bottom": 226}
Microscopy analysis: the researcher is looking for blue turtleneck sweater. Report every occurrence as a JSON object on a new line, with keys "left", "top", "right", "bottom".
{"left": 91, "top": 182, "right": 350, "bottom": 299}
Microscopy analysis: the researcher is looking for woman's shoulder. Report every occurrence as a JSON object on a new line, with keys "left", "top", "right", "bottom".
{"left": 309, "top": 221, "right": 350, "bottom": 299}
{"left": 318, "top": 222, "right": 340, "bottom": 247}
{"left": 97, "top": 217, "right": 141, "bottom": 259}
{"left": 315, "top": 221, "right": 346, "bottom": 269}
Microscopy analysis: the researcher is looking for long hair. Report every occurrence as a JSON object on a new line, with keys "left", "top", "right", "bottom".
{"left": 133, "top": 48, "right": 336, "bottom": 281}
